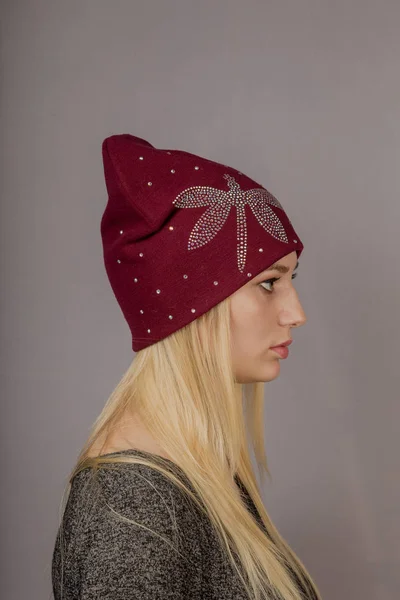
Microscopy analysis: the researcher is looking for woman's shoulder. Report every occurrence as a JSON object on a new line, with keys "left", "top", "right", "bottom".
{"left": 66, "top": 456, "right": 203, "bottom": 538}
{"left": 52, "top": 457, "right": 204, "bottom": 599}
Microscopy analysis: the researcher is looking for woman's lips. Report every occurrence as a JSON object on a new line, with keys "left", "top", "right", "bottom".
{"left": 270, "top": 346, "right": 289, "bottom": 359}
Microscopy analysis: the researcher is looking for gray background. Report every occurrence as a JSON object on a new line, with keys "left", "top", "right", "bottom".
{"left": 1, "top": 1, "right": 399, "bottom": 599}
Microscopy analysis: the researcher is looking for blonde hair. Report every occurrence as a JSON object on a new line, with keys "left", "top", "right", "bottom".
{"left": 58, "top": 295, "right": 321, "bottom": 600}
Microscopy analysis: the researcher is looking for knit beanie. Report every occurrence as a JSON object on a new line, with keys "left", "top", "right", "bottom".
{"left": 101, "top": 134, "right": 304, "bottom": 351}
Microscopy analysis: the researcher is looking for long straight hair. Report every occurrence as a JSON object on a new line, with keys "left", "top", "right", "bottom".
{"left": 57, "top": 295, "right": 321, "bottom": 600}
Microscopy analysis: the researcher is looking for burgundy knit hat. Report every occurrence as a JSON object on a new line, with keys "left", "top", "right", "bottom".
{"left": 101, "top": 134, "right": 304, "bottom": 352}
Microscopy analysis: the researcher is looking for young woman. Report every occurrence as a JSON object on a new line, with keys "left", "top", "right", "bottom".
{"left": 51, "top": 133, "right": 322, "bottom": 600}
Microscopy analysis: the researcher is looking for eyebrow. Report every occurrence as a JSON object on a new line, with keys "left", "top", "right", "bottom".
{"left": 260, "top": 260, "right": 299, "bottom": 275}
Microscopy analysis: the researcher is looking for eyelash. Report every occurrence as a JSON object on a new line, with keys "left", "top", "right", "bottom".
{"left": 260, "top": 272, "right": 298, "bottom": 293}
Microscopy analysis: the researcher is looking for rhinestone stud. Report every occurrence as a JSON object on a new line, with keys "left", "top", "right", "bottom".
{"left": 170, "top": 169, "right": 175, "bottom": 173}
{"left": 139, "top": 253, "right": 144, "bottom": 257}
{"left": 213, "top": 281, "right": 218, "bottom": 286}
{"left": 194, "top": 166, "right": 199, "bottom": 170}
{"left": 140, "top": 310, "right": 144, "bottom": 314}
{"left": 183, "top": 274, "right": 188, "bottom": 279}
{"left": 247, "top": 273, "right": 252, "bottom": 277}
{"left": 117, "top": 259, "right": 121, "bottom": 264}
{"left": 259, "top": 248, "right": 264, "bottom": 252}
{"left": 168, "top": 315, "right": 173, "bottom": 320}
{"left": 134, "top": 278, "right": 138, "bottom": 282}
{"left": 139, "top": 156, "right": 144, "bottom": 160}
{"left": 120, "top": 230, "right": 123, "bottom": 234}
{"left": 147, "top": 181, "right": 152, "bottom": 186}
{"left": 147, "top": 329, "right": 151, "bottom": 333}
{"left": 169, "top": 226, "right": 174, "bottom": 231}
{"left": 156, "top": 289, "right": 161, "bottom": 294}
{"left": 191, "top": 308, "right": 196, "bottom": 313}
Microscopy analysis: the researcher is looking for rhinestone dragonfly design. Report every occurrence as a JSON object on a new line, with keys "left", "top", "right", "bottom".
{"left": 172, "top": 174, "right": 289, "bottom": 273}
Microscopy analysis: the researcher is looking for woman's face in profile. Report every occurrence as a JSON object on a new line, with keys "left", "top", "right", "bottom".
{"left": 229, "top": 251, "right": 307, "bottom": 384}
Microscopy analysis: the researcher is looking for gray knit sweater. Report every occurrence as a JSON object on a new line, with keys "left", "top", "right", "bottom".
{"left": 51, "top": 449, "right": 309, "bottom": 599}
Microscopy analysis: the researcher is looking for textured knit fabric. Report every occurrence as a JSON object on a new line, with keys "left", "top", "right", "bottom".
{"left": 51, "top": 449, "right": 308, "bottom": 599}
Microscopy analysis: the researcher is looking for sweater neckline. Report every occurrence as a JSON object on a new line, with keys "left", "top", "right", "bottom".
{"left": 92, "top": 448, "right": 266, "bottom": 534}
{"left": 94, "top": 447, "right": 241, "bottom": 483}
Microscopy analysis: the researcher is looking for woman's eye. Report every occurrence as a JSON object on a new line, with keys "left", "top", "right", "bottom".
{"left": 260, "top": 272, "right": 297, "bottom": 293}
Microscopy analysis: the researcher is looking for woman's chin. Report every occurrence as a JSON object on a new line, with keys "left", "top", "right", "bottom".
{"left": 257, "top": 357, "right": 281, "bottom": 382}
{"left": 235, "top": 358, "right": 281, "bottom": 384}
